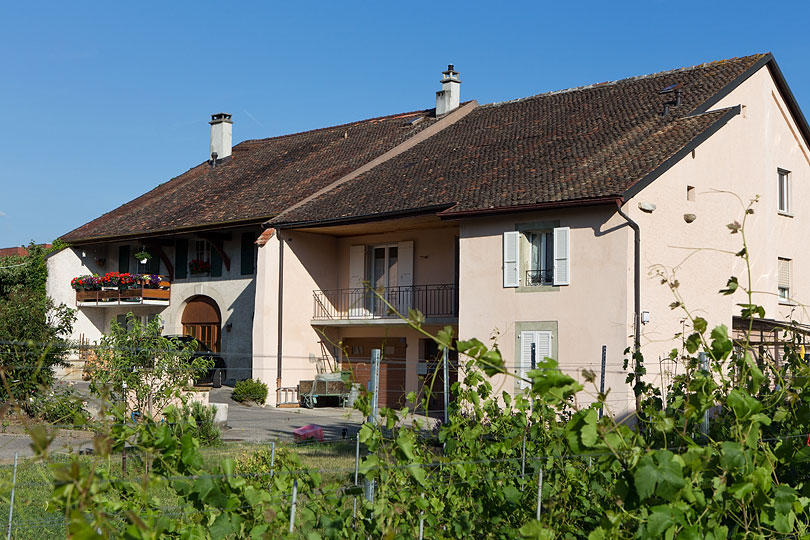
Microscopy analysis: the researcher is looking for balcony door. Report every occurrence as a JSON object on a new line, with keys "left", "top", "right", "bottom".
{"left": 348, "top": 242, "right": 413, "bottom": 318}
{"left": 368, "top": 244, "right": 398, "bottom": 317}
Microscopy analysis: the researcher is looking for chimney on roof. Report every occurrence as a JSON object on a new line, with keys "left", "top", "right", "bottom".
{"left": 209, "top": 113, "right": 233, "bottom": 162}
{"left": 435, "top": 64, "right": 461, "bottom": 116}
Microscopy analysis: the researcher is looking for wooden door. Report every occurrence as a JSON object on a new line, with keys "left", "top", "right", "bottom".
{"left": 181, "top": 296, "right": 221, "bottom": 352}
{"left": 341, "top": 337, "right": 407, "bottom": 408}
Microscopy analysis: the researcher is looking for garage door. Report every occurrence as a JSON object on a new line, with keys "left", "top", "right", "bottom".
{"left": 341, "top": 337, "right": 407, "bottom": 408}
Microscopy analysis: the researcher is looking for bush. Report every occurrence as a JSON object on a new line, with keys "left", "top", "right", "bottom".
{"left": 183, "top": 401, "right": 221, "bottom": 447}
{"left": 27, "top": 385, "right": 89, "bottom": 426}
{"left": 232, "top": 378, "right": 268, "bottom": 405}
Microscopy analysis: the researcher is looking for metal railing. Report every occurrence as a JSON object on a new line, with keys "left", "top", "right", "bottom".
{"left": 313, "top": 284, "right": 457, "bottom": 321}
{"left": 525, "top": 269, "right": 553, "bottom": 286}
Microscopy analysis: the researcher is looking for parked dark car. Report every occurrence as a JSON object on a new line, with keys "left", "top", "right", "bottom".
{"left": 163, "top": 335, "right": 226, "bottom": 388}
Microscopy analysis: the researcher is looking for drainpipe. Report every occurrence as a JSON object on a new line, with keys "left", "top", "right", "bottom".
{"left": 276, "top": 230, "right": 284, "bottom": 405}
{"left": 615, "top": 201, "right": 641, "bottom": 417}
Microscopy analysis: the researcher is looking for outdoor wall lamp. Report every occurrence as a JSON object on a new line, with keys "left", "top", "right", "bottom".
{"left": 641, "top": 311, "right": 650, "bottom": 325}
{"left": 225, "top": 323, "right": 233, "bottom": 332}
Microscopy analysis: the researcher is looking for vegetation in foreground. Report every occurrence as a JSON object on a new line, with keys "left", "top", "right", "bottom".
{"left": 10, "top": 201, "right": 810, "bottom": 538}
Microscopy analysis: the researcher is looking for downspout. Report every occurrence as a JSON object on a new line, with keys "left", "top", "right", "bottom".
{"left": 615, "top": 201, "right": 642, "bottom": 417}
{"left": 276, "top": 230, "right": 284, "bottom": 405}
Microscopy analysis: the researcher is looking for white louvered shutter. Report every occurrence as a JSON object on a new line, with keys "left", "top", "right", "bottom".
{"left": 503, "top": 231, "right": 520, "bottom": 288}
{"left": 519, "top": 331, "right": 535, "bottom": 389}
{"left": 535, "top": 331, "right": 552, "bottom": 364}
{"left": 397, "top": 241, "right": 414, "bottom": 313}
{"left": 553, "top": 227, "right": 570, "bottom": 286}
{"left": 778, "top": 258, "right": 791, "bottom": 289}
{"left": 349, "top": 245, "right": 367, "bottom": 318}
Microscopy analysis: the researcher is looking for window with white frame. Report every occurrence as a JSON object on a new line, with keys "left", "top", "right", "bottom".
{"left": 778, "top": 257, "right": 791, "bottom": 303}
{"left": 194, "top": 240, "right": 211, "bottom": 263}
{"left": 503, "top": 227, "right": 570, "bottom": 288}
{"left": 778, "top": 169, "right": 791, "bottom": 214}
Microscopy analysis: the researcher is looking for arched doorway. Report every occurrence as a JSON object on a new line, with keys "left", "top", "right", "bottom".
{"left": 181, "top": 296, "right": 221, "bottom": 352}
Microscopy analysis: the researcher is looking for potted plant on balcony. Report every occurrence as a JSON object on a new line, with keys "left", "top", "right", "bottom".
{"left": 134, "top": 250, "right": 152, "bottom": 265}
{"left": 71, "top": 275, "right": 100, "bottom": 291}
{"left": 189, "top": 259, "right": 211, "bottom": 275}
{"left": 99, "top": 272, "right": 120, "bottom": 290}
{"left": 140, "top": 274, "right": 162, "bottom": 289}
{"left": 118, "top": 273, "right": 137, "bottom": 290}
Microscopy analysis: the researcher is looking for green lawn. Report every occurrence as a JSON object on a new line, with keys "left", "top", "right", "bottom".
{"left": 0, "top": 440, "right": 358, "bottom": 539}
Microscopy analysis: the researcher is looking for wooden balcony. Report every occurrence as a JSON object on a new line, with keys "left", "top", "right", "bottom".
{"left": 76, "top": 282, "right": 171, "bottom": 307}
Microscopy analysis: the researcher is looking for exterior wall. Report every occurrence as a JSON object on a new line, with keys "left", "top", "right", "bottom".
{"left": 254, "top": 224, "right": 459, "bottom": 407}
{"left": 626, "top": 65, "right": 810, "bottom": 382}
{"left": 334, "top": 227, "right": 458, "bottom": 289}
{"left": 45, "top": 228, "right": 259, "bottom": 382}
{"left": 458, "top": 206, "right": 634, "bottom": 414}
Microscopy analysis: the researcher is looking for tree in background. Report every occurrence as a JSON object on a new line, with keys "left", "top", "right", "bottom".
{"left": 0, "top": 241, "right": 75, "bottom": 404}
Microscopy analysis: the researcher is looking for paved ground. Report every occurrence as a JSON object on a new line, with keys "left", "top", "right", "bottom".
{"left": 0, "top": 383, "right": 373, "bottom": 460}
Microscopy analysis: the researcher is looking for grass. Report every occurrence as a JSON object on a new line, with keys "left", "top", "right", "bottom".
{"left": 0, "top": 440, "right": 359, "bottom": 538}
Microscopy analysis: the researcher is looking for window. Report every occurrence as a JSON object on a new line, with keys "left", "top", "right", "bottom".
{"left": 503, "top": 227, "right": 569, "bottom": 288}
{"left": 778, "top": 257, "right": 791, "bottom": 303}
{"left": 526, "top": 231, "right": 554, "bottom": 286}
{"left": 778, "top": 169, "right": 791, "bottom": 214}
{"left": 195, "top": 240, "right": 211, "bottom": 263}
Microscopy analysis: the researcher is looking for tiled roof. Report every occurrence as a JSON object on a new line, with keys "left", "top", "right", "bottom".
{"left": 271, "top": 54, "right": 769, "bottom": 226}
{"left": 61, "top": 109, "right": 439, "bottom": 243}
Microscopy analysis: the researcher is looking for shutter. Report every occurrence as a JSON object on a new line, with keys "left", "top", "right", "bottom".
{"left": 503, "top": 231, "right": 519, "bottom": 288}
{"left": 553, "top": 227, "right": 570, "bottom": 286}
{"left": 397, "top": 241, "right": 414, "bottom": 314}
{"left": 349, "top": 246, "right": 367, "bottom": 318}
{"left": 519, "top": 331, "right": 535, "bottom": 389}
{"left": 118, "top": 245, "right": 130, "bottom": 273}
{"left": 146, "top": 254, "right": 160, "bottom": 275}
{"left": 241, "top": 232, "right": 255, "bottom": 275}
{"left": 778, "top": 258, "right": 791, "bottom": 289}
{"left": 175, "top": 240, "right": 188, "bottom": 279}
{"left": 210, "top": 245, "right": 222, "bottom": 277}
{"left": 535, "top": 331, "right": 552, "bottom": 363}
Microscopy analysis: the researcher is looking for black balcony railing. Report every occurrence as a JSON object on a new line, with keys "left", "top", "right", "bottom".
{"left": 525, "top": 269, "right": 553, "bottom": 286}
{"left": 313, "top": 284, "right": 457, "bottom": 321}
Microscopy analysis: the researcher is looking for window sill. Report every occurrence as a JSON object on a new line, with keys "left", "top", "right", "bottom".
{"left": 516, "top": 285, "right": 560, "bottom": 293}
{"left": 778, "top": 300, "right": 795, "bottom": 306}
{"left": 778, "top": 211, "right": 794, "bottom": 218}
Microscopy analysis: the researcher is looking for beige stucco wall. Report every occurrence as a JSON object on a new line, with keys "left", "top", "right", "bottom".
{"left": 254, "top": 225, "right": 459, "bottom": 406}
{"left": 625, "top": 65, "right": 810, "bottom": 391}
{"left": 45, "top": 229, "right": 258, "bottom": 382}
{"left": 458, "top": 206, "right": 634, "bottom": 415}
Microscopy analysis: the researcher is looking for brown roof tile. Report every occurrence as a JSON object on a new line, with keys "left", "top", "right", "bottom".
{"left": 61, "top": 109, "right": 438, "bottom": 243}
{"left": 271, "top": 54, "right": 768, "bottom": 226}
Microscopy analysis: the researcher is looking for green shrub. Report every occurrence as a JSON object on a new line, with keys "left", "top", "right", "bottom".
{"left": 183, "top": 401, "right": 221, "bottom": 447}
{"left": 28, "top": 385, "right": 89, "bottom": 426}
{"left": 232, "top": 378, "right": 268, "bottom": 405}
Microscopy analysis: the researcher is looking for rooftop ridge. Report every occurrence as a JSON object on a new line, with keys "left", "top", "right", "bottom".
{"left": 234, "top": 106, "right": 435, "bottom": 148}
{"left": 482, "top": 53, "right": 768, "bottom": 109}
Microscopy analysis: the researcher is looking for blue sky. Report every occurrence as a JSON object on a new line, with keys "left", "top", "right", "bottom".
{"left": 1, "top": 1, "right": 809, "bottom": 247}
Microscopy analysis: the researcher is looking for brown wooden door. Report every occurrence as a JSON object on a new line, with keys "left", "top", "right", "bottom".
{"left": 181, "top": 296, "right": 221, "bottom": 352}
{"left": 341, "top": 337, "right": 407, "bottom": 408}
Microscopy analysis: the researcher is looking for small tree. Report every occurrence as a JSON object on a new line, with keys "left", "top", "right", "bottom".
{"left": 89, "top": 313, "right": 212, "bottom": 417}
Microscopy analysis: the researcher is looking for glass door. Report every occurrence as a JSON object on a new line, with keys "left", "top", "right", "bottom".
{"left": 367, "top": 245, "right": 398, "bottom": 317}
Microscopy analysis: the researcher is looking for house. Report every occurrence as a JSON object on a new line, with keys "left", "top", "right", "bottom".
{"left": 46, "top": 107, "right": 449, "bottom": 383}
{"left": 0, "top": 244, "right": 52, "bottom": 258}
{"left": 257, "top": 53, "right": 810, "bottom": 415}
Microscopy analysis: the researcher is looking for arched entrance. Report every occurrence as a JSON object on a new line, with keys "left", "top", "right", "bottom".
{"left": 181, "top": 296, "right": 221, "bottom": 352}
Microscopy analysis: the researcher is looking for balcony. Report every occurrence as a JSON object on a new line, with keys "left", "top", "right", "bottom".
{"left": 76, "top": 282, "right": 171, "bottom": 307}
{"left": 313, "top": 284, "right": 457, "bottom": 324}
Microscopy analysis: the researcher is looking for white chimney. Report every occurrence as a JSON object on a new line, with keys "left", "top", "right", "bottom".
{"left": 209, "top": 113, "right": 233, "bottom": 161}
{"left": 435, "top": 64, "right": 461, "bottom": 116}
